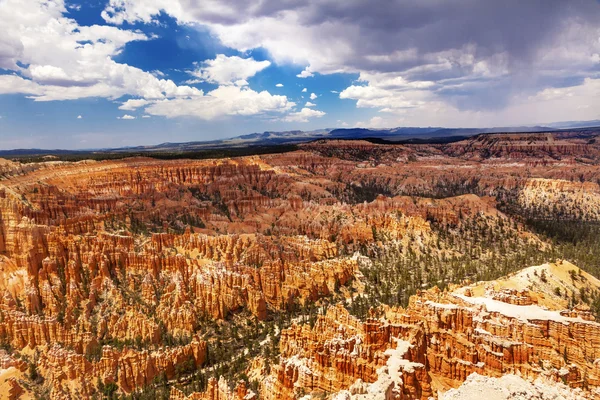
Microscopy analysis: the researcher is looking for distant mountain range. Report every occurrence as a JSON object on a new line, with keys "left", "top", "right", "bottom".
{"left": 544, "top": 120, "right": 600, "bottom": 129}
{"left": 1, "top": 120, "right": 600, "bottom": 157}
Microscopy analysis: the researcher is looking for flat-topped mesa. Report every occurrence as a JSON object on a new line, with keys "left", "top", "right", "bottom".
{"left": 411, "top": 262, "right": 600, "bottom": 388}
{"left": 441, "top": 132, "right": 600, "bottom": 160}
{"left": 299, "top": 141, "right": 415, "bottom": 163}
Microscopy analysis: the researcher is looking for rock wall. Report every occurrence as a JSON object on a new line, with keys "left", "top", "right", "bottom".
{"left": 263, "top": 262, "right": 600, "bottom": 399}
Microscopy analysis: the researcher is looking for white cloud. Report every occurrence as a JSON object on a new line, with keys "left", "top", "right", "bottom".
{"left": 301, "top": 88, "right": 307, "bottom": 93}
{"left": 352, "top": 77, "right": 600, "bottom": 128}
{"left": 184, "top": 79, "right": 203, "bottom": 85}
{"left": 358, "top": 71, "right": 436, "bottom": 90}
{"left": 2, "top": 0, "right": 597, "bottom": 130}
{"left": 77, "top": 115, "right": 82, "bottom": 119}
{"left": 0, "top": 0, "right": 202, "bottom": 102}
{"left": 189, "top": 54, "right": 270, "bottom": 85}
{"left": 305, "top": 101, "right": 316, "bottom": 107}
{"left": 146, "top": 85, "right": 294, "bottom": 120}
{"left": 283, "top": 107, "right": 325, "bottom": 122}
{"left": 0, "top": 2, "right": 300, "bottom": 123}
{"left": 101, "top": 2, "right": 355, "bottom": 76}
{"left": 98, "top": 1, "right": 600, "bottom": 127}
{"left": 354, "top": 116, "right": 390, "bottom": 129}
{"left": 309, "top": 93, "right": 317, "bottom": 100}
{"left": 0, "top": 75, "right": 43, "bottom": 96}
{"left": 339, "top": 83, "right": 427, "bottom": 110}
{"left": 119, "top": 99, "right": 150, "bottom": 110}
{"left": 119, "top": 114, "right": 136, "bottom": 120}
{"left": 296, "top": 67, "right": 314, "bottom": 78}
{"left": 142, "top": 115, "right": 151, "bottom": 118}
{"left": 330, "top": 90, "right": 339, "bottom": 94}
{"left": 275, "top": 83, "right": 283, "bottom": 87}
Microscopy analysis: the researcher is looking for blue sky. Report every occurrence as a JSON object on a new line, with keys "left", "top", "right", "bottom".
{"left": 0, "top": 0, "right": 599, "bottom": 149}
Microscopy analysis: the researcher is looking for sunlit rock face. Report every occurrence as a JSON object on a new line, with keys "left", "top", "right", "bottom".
{"left": 1, "top": 135, "right": 600, "bottom": 398}
{"left": 258, "top": 261, "right": 600, "bottom": 400}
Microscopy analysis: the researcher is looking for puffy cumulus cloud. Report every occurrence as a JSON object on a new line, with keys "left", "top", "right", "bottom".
{"left": 275, "top": 83, "right": 283, "bottom": 87}
{"left": 353, "top": 77, "right": 600, "bottom": 128}
{"left": 119, "top": 99, "right": 151, "bottom": 110}
{"left": 296, "top": 67, "right": 314, "bottom": 78}
{"left": 189, "top": 54, "right": 271, "bottom": 85}
{"left": 339, "top": 83, "right": 428, "bottom": 110}
{"left": 29, "top": 63, "right": 202, "bottom": 102}
{"left": 102, "top": 0, "right": 600, "bottom": 76}
{"left": 77, "top": 115, "right": 82, "bottom": 119}
{"left": 0, "top": 0, "right": 202, "bottom": 103}
{"left": 102, "top": 0, "right": 306, "bottom": 26}
{"left": 305, "top": 101, "right": 316, "bottom": 107}
{"left": 145, "top": 85, "right": 295, "bottom": 120}
{"left": 0, "top": 33, "right": 24, "bottom": 70}
{"left": 0, "top": 75, "right": 43, "bottom": 96}
{"left": 309, "top": 93, "right": 317, "bottom": 100}
{"left": 282, "top": 107, "right": 325, "bottom": 122}
{"left": 301, "top": 88, "right": 307, "bottom": 93}
{"left": 102, "top": 0, "right": 600, "bottom": 126}
{"left": 354, "top": 116, "right": 391, "bottom": 129}
{"left": 0, "top": 1, "right": 300, "bottom": 123}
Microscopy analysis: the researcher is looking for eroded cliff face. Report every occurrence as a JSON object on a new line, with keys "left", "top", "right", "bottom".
{"left": 39, "top": 337, "right": 207, "bottom": 397}
{"left": 255, "top": 261, "right": 600, "bottom": 399}
{"left": 299, "top": 137, "right": 600, "bottom": 215}
{"left": 440, "top": 132, "right": 600, "bottom": 160}
{"left": 170, "top": 377, "right": 257, "bottom": 400}
{"left": 0, "top": 155, "right": 445, "bottom": 398}
{"left": 1, "top": 137, "right": 600, "bottom": 398}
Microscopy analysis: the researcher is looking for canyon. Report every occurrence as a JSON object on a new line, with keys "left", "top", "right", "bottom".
{"left": 0, "top": 132, "right": 599, "bottom": 398}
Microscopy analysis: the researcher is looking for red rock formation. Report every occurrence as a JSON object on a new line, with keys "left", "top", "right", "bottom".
{"left": 441, "top": 132, "right": 600, "bottom": 160}
{"left": 260, "top": 304, "right": 432, "bottom": 400}
{"left": 169, "top": 377, "right": 257, "bottom": 400}
{"left": 38, "top": 337, "right": 206, "bottom": 397}
{"left": 262, "top": 262, "right": 600, "bottom": 399}
{"left": 0, "top": 136, "right": 598, "bottom": 398}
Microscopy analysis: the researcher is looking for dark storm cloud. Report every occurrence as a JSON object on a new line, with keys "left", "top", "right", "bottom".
{"left": 296, "top": 0, "right": 599, "bottom": 73}
{"left": 107, "top": 0, "right": 600, "bottom": 78}
{"left": 171, "top": 0, "right": 600, "bottom": 102}
{"left": 103, "top": 0, "right": 600, "bottom": 115}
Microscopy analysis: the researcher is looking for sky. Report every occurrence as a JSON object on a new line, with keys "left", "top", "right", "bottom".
{"left": 0, "top": 0, "right": 599, "bottom": 149}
